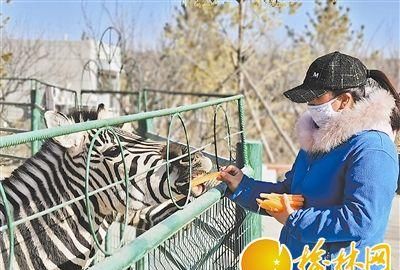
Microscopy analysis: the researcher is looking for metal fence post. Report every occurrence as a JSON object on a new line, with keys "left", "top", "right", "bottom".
{"left": 236, "top": 95, "right": 263, "bottom": 248}
{"left": 236, "top": 140, "right": 263, "bottom": 244}
{"left": 31, "top": 81, "right": 42, "bottom": 155}
{"left": 138, "top": 89, "right": 153, "bottom": 137}
{"left": 244, "top": 140, "right": 263, "bottom": 240}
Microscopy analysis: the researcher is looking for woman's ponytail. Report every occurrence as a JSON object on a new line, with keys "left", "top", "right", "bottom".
{"left": 368, "top": 69, "right": 400, "bottom": 131}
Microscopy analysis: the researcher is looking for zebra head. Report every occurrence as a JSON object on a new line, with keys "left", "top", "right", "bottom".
{"left": 160, "top": 143, "right": 213, "bottom": 198}
{"left": 43, "top": 105, "right": 213, "bottom": 217}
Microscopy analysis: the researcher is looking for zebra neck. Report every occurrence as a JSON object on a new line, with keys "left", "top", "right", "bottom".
{"left": 1, "top": 140, "right": 107, "bottom": 228}
{"left": 0, "top": 141, "right": 110, "bottom": 270}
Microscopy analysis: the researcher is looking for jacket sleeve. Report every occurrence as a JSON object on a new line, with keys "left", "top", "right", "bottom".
{"left": 225, "top": 153, "right": 301, "bottom": 215}
{"left": 285, "top": 148, "right": 398, "bottom": 243}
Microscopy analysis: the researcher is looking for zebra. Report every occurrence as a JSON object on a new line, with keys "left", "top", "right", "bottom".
{"left": 0, "top": 104, "right": 213, "bottom": 270}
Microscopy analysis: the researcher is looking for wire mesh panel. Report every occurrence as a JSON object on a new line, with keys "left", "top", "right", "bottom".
{"left": 91, "top": 199, "right": 254, "bottom": 270}
{"left": 137, "top": 198, "right": 255, "bottom": 270}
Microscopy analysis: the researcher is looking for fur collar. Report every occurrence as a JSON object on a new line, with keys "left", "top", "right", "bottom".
{"left": 296, "top": 87, "right": 395, "bottom": 153}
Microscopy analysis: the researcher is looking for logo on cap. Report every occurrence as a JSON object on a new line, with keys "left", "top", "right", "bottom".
{"left": 312, "top": 72, "right": 319, "bottom": 78}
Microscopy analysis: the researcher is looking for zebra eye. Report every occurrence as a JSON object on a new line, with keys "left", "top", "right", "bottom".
{"left": 181, "top": 155, "right": 190, "bottom": 163}
{"left": 104, "top": 146, "right": 120, "bottom": 157}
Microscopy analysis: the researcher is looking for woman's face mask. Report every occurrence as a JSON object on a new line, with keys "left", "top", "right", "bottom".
{"left": 307, "top": 98, "right": 340, "bottom": 127}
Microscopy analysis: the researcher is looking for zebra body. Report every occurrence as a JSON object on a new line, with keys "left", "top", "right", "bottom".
{"left": 0, "top": 105, "right": 212, "bottom": 270}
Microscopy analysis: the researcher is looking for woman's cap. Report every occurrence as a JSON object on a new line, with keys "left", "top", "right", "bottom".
{"left": 284, "top": 51, "right": 368, "bottom": 103}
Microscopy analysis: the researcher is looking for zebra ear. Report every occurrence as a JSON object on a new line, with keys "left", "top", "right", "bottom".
{"left": 44, "top": 111, "right": 84, "bottom": 148}
{"left": 121, "top": 122, "right": 133, "bottom": 132}
{"left": 97, "top": 103, "right": 117, "bottom": 120}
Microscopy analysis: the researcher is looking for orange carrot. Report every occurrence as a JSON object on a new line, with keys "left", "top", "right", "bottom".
{"left": 192, "top": 172, "right": 221, "bottom": 187}
{"left": 257, "top": 193, "right": 304, "bottom": 212}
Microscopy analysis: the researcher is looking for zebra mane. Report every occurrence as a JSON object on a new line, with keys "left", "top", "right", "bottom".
{"left": 68, "top": 107, "right": 126, "bottom": 130}
{"left": 68, "top": 108, "right": 99, "bottom": 122}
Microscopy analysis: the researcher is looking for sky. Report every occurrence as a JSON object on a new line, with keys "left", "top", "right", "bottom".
{"left": 1, "top": 0, "right": 399, "bottom": 54}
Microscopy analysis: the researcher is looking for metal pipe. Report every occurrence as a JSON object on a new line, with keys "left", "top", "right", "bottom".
{"left": 81, "top": 89, "right": 140, "bottom": 95}
{"left": 0, "top": 128, "right": 29, "bottom": 133}
{"left": 144, "top": 88, "right": 235, "bottom": 98}
{"left": 0, "top": 102, "right": 32, "bottom": 107}
{"left": 0, "top": 77, "right": 77, "bottom": 94}
{"left": 0, "top": 154, "right": 27, "bottom": 160}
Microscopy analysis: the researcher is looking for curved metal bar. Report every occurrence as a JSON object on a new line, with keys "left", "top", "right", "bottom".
{"left": 121, "top": 58, "right": 142, "bottom": 92}
{"left": 0, "top": 182, "right": 15, "bottom": 270}
{"left": 80, "top": 59, "right": 102, "bottom": 107}
{"left": 166, "top": 113, "right": 192, "bottom": 209}
{"left": 84, "top": 126, "right": 130, "bottom": 255}
{"left": 213, "top": 104, "right": 233, "bottom": 170}
{"left": 98, "top": 26, "right": 122, "bottom": 70}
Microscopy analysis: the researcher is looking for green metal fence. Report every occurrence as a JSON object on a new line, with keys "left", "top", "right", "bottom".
{"left": 0, "top": 85, "right": 262, "bottom": 269}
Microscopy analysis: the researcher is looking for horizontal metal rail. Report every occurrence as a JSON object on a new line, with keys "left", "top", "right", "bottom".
{"left": 145, "top": 88, "right": 235, "bottom": 98}
{"left": 88, "top": 183, "right": 228, "bottom": 270}
{"left": 0, "top": 127, "right": 29, "bottom": 133}
{"left": 0, "top": 95, "right": 243, "bottom": 148}
{"left": 0, "top": 77, "right": 78, "bottom": 94}
{"left": 0, "top": 102, "right": 32, "bottom": 107}
{"left": 80, "top": 88, "right": 235, "bottom": 98}
{"left": 81, "top": 89, "right": 140, "bottom": 95}
{"left": 0, "top": 153, "right": 27, "bottom": 160}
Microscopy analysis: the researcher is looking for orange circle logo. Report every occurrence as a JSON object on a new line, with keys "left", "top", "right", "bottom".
{"left": 240, "top": 238, "right": 293, "bottom": 270}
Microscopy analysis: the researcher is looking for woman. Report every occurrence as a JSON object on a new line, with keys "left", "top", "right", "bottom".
{"left": 218, "top": 51, "right": 399, "bottom": 268}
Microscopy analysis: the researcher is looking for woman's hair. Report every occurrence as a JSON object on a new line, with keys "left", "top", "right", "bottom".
{"left": 337, "top": 70, "right": 400, "bottom": 131}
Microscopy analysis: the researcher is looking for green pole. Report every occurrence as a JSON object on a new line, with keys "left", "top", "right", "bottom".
{"left": 245, "top": 140, "right": 263, "bottom": 240}
{"left": 30, "top": 81, "right": 42, "bottom": 155}
{"left": 237, "top": 96, "right": 262, "bottom": 241}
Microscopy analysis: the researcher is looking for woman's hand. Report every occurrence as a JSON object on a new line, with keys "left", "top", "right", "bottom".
{"left": 256, "top": 193, "right": 296, "bottom": 225}
{"left": 216, "top": 165, "right": 244, "bottom": 193}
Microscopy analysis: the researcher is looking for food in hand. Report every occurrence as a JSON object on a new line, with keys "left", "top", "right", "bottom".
{"left": 192, "top": 172, "right": 221, "bottom": 187}
{"left": 257, "top": 193, "right": 304, "bottom": 212}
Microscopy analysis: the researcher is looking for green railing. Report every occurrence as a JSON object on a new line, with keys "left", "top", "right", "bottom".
{"left": 0, "top": 92, "right": 262, "bottom": 270}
